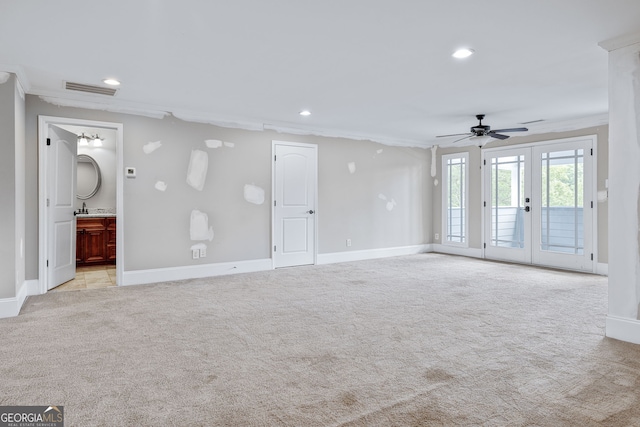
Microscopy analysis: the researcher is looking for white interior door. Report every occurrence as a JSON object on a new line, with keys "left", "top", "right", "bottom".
{"left": 483, "top": 138, "right": 594, "bottom": 272}
{"left": 47, "top": 125, "right": 77, "bottom": 289}
{"left": 273, "top": 142, "right": 317, "bottom": 268}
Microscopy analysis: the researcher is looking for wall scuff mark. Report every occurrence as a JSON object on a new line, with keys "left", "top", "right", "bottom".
{"left": 155, "top": 181, "right": 167, "bottom": 192}
{"left": 205, "top": 139, "right": 223, "bottom": 148}
{"left": 223, "top": 141, "right": 235, "bottom": 148}
{"left": 186, "top": 149, "right": 209, "bottom": 191}
{"left": 143, "top": 140, "right": 162, "bottom": 154}
{"left": 347, "top": 162, "right": 356, "bottom": 174}
{"left": 0, "top": 72, "right": 12, "bottom": 84}
{"left": 378, "top": 193, "right": 397, "bottom": 211}
{"left": 190, "top": 209, "right": 214, "bottom": 241}
{"left": 244, "top": 184, "right": 265, "bottom": 205}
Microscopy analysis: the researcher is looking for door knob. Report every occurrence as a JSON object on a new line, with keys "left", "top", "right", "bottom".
{"left": 307, "top": 210, "right": 315, "bottom": 214}
{"left": 524, "top": 206, "right": 530, "bottom": 212}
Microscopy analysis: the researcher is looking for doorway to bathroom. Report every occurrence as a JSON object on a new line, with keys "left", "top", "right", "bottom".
{"left": 38, "top": 116, "right": 124, "bottom": 293}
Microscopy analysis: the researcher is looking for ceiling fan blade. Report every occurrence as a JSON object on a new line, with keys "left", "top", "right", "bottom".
{"left": 436, "top": 132, "right": 473, "bottom": 138}
{"left": 452, "top": 135, "right": 473, "bottom": 143}
{"left": 491, "top": 127, "right": 528, "bottom": 133}
{"left": 488, "top": 132, "right": 510, "bottom": 140}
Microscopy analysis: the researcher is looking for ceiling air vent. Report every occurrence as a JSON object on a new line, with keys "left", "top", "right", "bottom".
{"left": 64, "top": 81, "right": 117, "bottom": 96}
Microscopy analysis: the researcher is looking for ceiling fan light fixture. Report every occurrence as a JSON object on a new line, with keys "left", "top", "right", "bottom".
{"left": 452, "top": 48, "right": 474, "bottom": 59}
{"left": 472, "top": 135, "right": 492, "bottom": 146}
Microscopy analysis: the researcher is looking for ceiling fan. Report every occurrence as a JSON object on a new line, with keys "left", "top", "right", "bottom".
{"left": 436, "top": 114, "right": 528, "bottom": 143}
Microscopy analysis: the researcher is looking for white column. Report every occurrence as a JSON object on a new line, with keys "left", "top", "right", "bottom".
{"left": 600, "top": 33, "right": 640, "bottom": 343}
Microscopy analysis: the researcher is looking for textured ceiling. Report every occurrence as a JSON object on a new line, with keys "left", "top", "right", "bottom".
{"left": 2, "top": 0, "right": 640, "bottom": 147}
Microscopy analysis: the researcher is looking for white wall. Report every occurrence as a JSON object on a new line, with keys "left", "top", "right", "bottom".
{"left": 0, "top": 73, "right": 25, "bottom": 300}
{"left": 24, "top": 96, "right": 432, "bottom": 278}
{"left": 601, "top": 35, "right": 640, "bottom": 343}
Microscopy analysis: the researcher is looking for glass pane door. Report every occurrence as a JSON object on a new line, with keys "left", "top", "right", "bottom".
{"left": 540, "top": 149, "right": 584, "bottom": 254}
{"left": 484, "top": 148, "right": 531, "bottom": 263}
{"left": 532, "top": 141, "right": 593, "bottom": 271}
{"left": 483, "top": 138, "right": 594, "bottom": 272}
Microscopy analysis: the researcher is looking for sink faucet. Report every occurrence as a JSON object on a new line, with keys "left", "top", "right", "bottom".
{"left": 82, "top": 202, "right": 87, "bottom": 214}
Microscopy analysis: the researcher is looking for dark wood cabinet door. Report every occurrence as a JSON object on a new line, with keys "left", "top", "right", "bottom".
{"left": 83, "top": 229, "right": 107, "bottom": 264}
{"left": 76, "top": 217, "right": 115, "bottom": 266}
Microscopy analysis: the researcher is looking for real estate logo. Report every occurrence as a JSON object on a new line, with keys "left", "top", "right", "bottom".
{"left": 0, "top": 406, "right": 63, "bottom": 427}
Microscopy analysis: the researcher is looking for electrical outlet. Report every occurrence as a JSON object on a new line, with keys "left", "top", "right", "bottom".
{"left": 346, "top": 239, "right": 352, "bottom": 247}
{"left": 435, "top": 233, "right": 440, "bottom": 240}
{"left": 192, "top": 249, "right": 199, "bottom": 259}
{"left": 199, "top": 247, "right": 207, "bottom": 258}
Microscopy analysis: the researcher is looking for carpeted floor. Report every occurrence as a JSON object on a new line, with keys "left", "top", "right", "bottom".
{"left": 1, "top": 253, "right": 639, "bottom": 426}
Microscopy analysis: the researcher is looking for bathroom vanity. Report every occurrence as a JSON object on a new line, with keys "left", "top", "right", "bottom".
{"left": 76, "top": 215, "right": 116, "bottom": 266}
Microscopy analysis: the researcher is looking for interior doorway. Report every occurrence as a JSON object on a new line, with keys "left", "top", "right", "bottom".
{"left": 38, "top": 116, "right": 124, "bottom": 293}
{"left": 272, "top": 141, "right": 318, "bottom": 268}
{"left": 482, "top": 136, "right": 597, "bottom": 272}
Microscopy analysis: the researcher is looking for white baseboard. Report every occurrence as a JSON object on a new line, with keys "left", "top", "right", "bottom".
{"left": 317, "top": 244, "right": 432, "bottom": 265}
{"left": 122, "top": 258, "right": 273, "bottom": 286}
{"left": 431, "top": 244, "right": 483, "bottom": 259}
{"left": 606, "top": 315, "right": 640, "bottom": 344}
{"left": 0, "top": 279, "right": 39, "bottom": 319}
{"left": 597, "top": 263, "right": 608, "bottom": 276}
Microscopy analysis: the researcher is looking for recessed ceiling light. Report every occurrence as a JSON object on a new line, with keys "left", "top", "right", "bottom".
{"left": 452, "top": 48, "right": 474, "bottom": 59}
{"left": 103, "top": 78, "right": 121, "bottom": 86}
{"left": 299, "top": 110, "right": 311, "bottom": 116}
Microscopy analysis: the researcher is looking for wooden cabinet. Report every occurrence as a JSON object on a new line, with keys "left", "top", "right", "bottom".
{"left": 106, "top": 217, "right": 117, "bottom": 263}
{"left": 76, "top": 217, "right": 116, "bottom": 266}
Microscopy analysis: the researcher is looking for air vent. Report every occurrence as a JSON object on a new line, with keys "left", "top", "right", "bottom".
{"left": 64, "top": 81, "right": 117, "bottom": 96}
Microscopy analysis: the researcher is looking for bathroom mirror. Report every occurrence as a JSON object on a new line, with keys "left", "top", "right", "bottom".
{"left": 77, "top": 154, "right": 101, "bottom": 200}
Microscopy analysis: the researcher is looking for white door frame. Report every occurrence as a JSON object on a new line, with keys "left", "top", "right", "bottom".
{"left": 481, "top": 135, "right": 598, "bottom": 273}
{"left": 38, "top": 116, "right": 124, "bottom": 293}
{"left": 271, "top": 140, "right": 318, "bottom": 268}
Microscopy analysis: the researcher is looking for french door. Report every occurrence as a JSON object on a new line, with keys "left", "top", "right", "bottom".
{"left": 483, "top": 137, "right": 595, "bottom": 272}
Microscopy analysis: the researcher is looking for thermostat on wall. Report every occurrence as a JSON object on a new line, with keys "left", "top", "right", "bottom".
{"left": 125, "top": 167, "right": 136, "bottom": 178}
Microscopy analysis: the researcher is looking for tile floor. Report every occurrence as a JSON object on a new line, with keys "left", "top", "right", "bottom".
{"left": 50, "top": 265, "right": 117, "bottom": 292}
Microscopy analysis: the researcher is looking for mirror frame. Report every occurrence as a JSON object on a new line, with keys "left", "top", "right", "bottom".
{"left": 77, "top": 154, "right": 102, "bottom": 200}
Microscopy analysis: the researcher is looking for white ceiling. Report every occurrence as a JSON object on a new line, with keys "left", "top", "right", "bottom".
{"left": 2, "top": 1, "right": 640, "bottom": 147}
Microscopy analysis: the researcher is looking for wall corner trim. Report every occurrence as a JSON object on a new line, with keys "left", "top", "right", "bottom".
{"left": 0, "top": 280, "right": 39, "bottom": 319}
{"left": 122, "top": 258, "right": 273, "bottom": 286}
{"left": 317, "top": 244, "right": 431, "bottom": 265}
{"left": 596, "top": 263, "right": 608, "bottom": 276}
{"left": 606, "top": 315, "right": 640, "bottom": 345}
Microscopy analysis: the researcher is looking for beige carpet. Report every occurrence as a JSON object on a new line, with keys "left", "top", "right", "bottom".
{"left": 1, "top": 253, "right": 638, "bottom": 426}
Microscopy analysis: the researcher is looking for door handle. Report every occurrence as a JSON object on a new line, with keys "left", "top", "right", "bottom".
{"left": 307, "top": 210, "right": 315, "bottom": 214}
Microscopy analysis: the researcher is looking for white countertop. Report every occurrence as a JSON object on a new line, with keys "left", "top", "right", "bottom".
{"left": 76, "top": 213, "right": 116, "bottom": 218}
